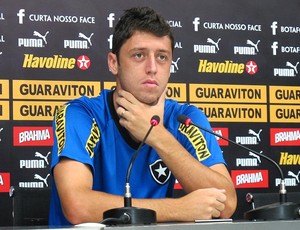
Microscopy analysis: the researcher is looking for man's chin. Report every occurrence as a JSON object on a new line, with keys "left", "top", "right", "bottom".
{"left": 138, "top": 95, "right": 159, "bottom": 106}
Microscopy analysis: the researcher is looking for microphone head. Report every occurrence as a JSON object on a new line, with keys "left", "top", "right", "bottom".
{"left": 177, "top": 114, "right": 192, "bottom": 126}
{"left": 150, "top": 115, "right": 160, "bottom": 126}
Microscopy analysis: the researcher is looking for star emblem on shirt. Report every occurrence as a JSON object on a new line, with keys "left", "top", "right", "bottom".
{"left": 155, "top": 164, "right": 168, "bottom": 178}
{"left": 149, "top": 159, "right": 171, "bottom": 184}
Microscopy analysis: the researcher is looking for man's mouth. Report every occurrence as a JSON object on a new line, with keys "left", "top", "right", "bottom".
{"left": 143, "top": 80, "right": 158, "bottom": 87}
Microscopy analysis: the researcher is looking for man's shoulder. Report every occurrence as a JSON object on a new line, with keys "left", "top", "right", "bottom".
{"left": 68, "top": 89, "right": 110, "bottom": 109}
{"left": 165, "top": 99, "right": 198, "bottom": 113}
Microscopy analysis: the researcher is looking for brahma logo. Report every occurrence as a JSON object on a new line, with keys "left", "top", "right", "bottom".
{"left": 13, "top": 126, "right": 53, "bottom": 146}
{"left": 270, "top": 128, "right": 300, "bottom": 146}
{"left": 231, "top": 170, "right": 268, "bottom": 188}
{"left": 0, "top": 172, "right": 10, "bottom": 192}
{"left": 212, "top": 127, "right": 229, "bottom": 146}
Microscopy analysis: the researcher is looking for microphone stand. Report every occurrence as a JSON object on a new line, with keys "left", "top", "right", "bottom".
{"left": 177, "top": 114, "right": 300, "bottom": 220}
{"left": 102, "top": 116, "right": 159, "bottom": 225}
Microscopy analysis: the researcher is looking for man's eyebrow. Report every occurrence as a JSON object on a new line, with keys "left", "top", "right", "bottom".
{"left": 128, "top": 47, "right": 172, "bottom": 56}
{"left": 157, "top": 49, "right": 171, "bottom": 53}
{"left": 129, "top": 47, "right": 146, "bottom": 52}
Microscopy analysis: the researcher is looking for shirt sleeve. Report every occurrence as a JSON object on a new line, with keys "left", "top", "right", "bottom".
{"left": 50, "top": 101, "right": 99, "bottom": 173}
{"left": 177, "top": 105, "right": 226, "bottom": 167}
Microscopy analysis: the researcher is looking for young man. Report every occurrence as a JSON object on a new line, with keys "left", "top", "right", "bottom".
{"left": 49, "top": 6, "right": 237, "bottom": 226}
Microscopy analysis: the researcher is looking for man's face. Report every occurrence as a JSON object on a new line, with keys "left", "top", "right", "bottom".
{"left": 113, "top": 31, "right": 173, "bottom": 105}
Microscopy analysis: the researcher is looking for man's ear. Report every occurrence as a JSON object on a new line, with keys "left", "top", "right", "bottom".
{"left": 107, "top": 52, "right": 118, "bottom": 75}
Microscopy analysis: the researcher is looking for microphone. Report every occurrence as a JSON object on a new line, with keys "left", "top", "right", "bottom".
{"left": 102, "top": 115, "right": 160, "bottom": 225}
{"left": 177, "top": 114, "right": 300, "bottom": 220}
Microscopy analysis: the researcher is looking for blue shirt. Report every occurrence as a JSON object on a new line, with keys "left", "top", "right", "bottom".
{"left": 49, "top": 89, "right": 225, "bottom": 226}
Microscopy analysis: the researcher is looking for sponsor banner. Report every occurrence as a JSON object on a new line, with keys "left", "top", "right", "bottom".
{"left": 64, "top": 32, "right": 95, "bottom": 49}
{"left": 0, "top": 172, "right": 10, "bottom": 193}
{"left": 270, "top": 105, "right": 300, "bottom": 123}
{"left": 231, "top": 169, "right": 269, "bottom": 188}
{"left": 0, "top": 80, "right": 9, "bottom": 99}
{"left": 103, "top": 81, "right": 116, "bottom": 90}
{"left": 19, "top": 151, "right": 51, "bottom": 169}
{"left": 13, "top": 101, "right": 66, "bottom": 120}
{"left": 17, "top": 8, "right": 96, "bottom": 25}
{"left": 197, "top": 59, "right": 258, "bottom": 75}
{"left": 18, "top": 173, "right": 51, "bottom": 188}
{"left": 275, "top": 176, "right": 298, "bottom": 187}
{"left": 233, "top": 39, "right": 260, "bottom": 55}
{"left": 18, "top": 31, "right": 49, "bottom": 48}
{"left": 235, "top": 128, "right": 263, "bottom": 145}
{"left": 271, "top": 42, "right": 300, "bottom": 56}
{"left": 189, "top": 84, "right": 267, "bottom": 103}
{"left": 271, "top": 21, "right": 300, "bottom": 36}
{"left": 13, "top": 80, "right": 101, "bottom": 100}
{"left": 22, "top": 54, "right": 91, "bottom": 70}
{"left": 193, "top": 38, "right": 221, "bottom": 54}
{"left": 279, "top": 152, "right": 300, "bottom": 165}
{"left": 269, "top": 86, "right": 300, "bottom": 104}
{"left": 194, "top": 103, "right": 267, "bottom": 122}
{"left": 236, "top": 157, "right": 260, "bottom": 167}
{"left": 194, "top": 18, "right": 262, "bottom": 32}
{"left": 13, "top": 126, "right": 53, "bottom": 146}
{"left": 165, "top": 83, "right": 187, "bottom": 102}
{"left": 103, "top": 82, "right": 187, "bottom": 101}
{"left": 270, "top": 128, "right": 300, "bottom": 146}
{"left": 273, "top": 61, "right": 299, "bottom": 77}
{"left": 212, "top": 127, "right": 229, "bottom": 146}
{"left": 0, "top": 101, "right": 9, "bottom": 120}
{"left": 170, "top": 57, "right": 181, "bottom": 74}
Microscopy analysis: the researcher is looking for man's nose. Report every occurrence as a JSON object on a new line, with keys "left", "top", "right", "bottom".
{"left": 145, "top": 55, "right": 158, "bottom": 75}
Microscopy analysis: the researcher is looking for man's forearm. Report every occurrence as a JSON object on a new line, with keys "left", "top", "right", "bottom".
{"left": 147, "top": 125, "right": 237, "bottom": 217}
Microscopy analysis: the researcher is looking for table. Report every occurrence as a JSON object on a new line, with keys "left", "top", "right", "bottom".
{"left": 2, "top": 220, "right": 300, "bottom": 230}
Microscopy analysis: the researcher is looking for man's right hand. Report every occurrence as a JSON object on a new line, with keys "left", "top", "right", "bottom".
{"left": 174, "top": 188, "right": 227, "bottom": 221}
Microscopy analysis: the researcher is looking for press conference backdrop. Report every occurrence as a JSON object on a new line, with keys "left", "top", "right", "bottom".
{"left": 0, "top": 0, "right": 299, "bottom": 226}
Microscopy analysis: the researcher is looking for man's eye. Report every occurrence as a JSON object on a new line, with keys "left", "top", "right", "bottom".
{"left": 134, "top": 53, "right": 144, "bottom": 58}
{"left": 158, "top": 55, "right": 167, "bottom": 61}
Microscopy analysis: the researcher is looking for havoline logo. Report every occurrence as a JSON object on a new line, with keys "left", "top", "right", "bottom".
{"left": 22, "top": 54, "right": 91, "bottom": 70}
{"left": 198, "top": 59, "right": 258, "bottom": 75}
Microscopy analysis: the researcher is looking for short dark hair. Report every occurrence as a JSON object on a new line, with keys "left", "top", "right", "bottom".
{"left": 112, "top": 6, "right": 174, "bottom": 59}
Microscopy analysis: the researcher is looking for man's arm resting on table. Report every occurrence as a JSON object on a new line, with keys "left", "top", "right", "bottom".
{"left": 146, "top": 126, "right": 237, "bottom": 219}
{"left": 54, "top": 157, "right": 236, "bottom": 225}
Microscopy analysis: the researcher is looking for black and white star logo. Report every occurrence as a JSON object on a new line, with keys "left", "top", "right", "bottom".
{"left": 149, "top": 159, "right": 171, "bottom": 184}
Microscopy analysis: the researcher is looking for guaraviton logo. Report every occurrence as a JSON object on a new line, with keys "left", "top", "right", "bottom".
{"left": 178, "top": 123, "right": 211, "bottom": 161}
